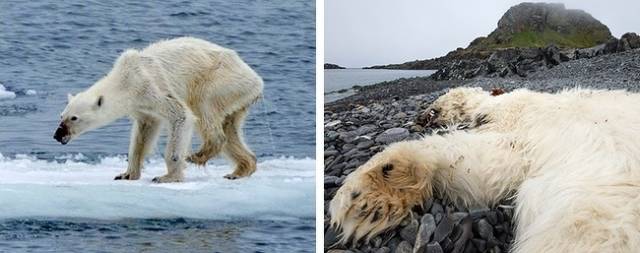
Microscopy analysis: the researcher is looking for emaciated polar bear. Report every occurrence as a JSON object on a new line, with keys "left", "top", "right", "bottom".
{"left": 330, "top": 87, "right": 640, "bottom": 252}
{"left": 53, "top": 37, "right": 263, "bottom": 183}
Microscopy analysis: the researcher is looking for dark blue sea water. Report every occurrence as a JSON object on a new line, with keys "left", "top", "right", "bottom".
{"left": 0, "top": 1, "right": 315, "bottom": 252}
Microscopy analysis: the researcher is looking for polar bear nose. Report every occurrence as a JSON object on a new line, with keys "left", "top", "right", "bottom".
{"left": 417, "top": 109, "right": 439, "bottom": 127}
{"left": 53, "top": 122, "right": 70, "bottom": 145}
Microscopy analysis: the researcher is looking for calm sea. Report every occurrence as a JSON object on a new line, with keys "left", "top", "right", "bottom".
{"left": 324, "top": 69, "right": 435, "bottom": 102}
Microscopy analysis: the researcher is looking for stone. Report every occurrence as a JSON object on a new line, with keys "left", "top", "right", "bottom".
{"left": 400, "top": 218, "right": 419, "bottom": 243}
{"left": 474, "top": 219, "right": 494, "bottom": 240}
{"left": 357, "top": 139, "right": 375, "bottom": 149}
{"left": 433, "top": 217, "right": 454, "bottom": 242}
{"left": 355, "top": 124, "right": 378, "bottom": 135}
{"left": 373, "top": 247, "right": 391, "bottom": 253}
{"left": 451, "top": 216, "right": 473, "bottom": 253}
{"left": 413, "top": 214, "right": 436, "bottom": 253}
{"left": 430, "top": 202, "right": 444, "bottom": 215}
{"left": 425, "top": 242, "right": 443, "bottom": 253}
{"left": 393, "top": 112, "right": 407, "bottom": 119}
{"left": 472, "top": 238, "right": 487, "bottom": 252}
{"left": 451, "top": 212, "right": 468, "bottom": 222}
{"left": 324, "top": 226, "right": 340, "bottom": 248}
{"left": 621, "top": 32, "right": 640, "bottom": 49}
{"left": 371, "top": 236, "right": 383, "bottom": 248}
{"left": 325, "top": 149, "right": 338, "bottom": 157}
{"left": 327, "top": 250, "right": 353, "bottom": 253}
{"left": 324, "top": 176, "right": 339, "bottom": 186}
{"left": 395, "top": 241, "right": 413, "bottom": 253}
{"left": 469, "top": 207, "right": 489, "bottom": 219}
{"left": 375, "top": 127, "right": 410, "bottom": 144}
{"left": 325, "top": 120, "right": 341, "bottom": 128}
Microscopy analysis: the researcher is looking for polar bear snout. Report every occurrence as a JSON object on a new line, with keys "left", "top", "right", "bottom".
{"left": 53, "top": 122, "right": 71, "bottom": 145}
{"left": 417, "top": 107, "right": 440, "bottom": 128}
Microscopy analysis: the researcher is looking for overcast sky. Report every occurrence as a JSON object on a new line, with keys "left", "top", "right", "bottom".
{"left": 325, "top": 0, "right": 640, "bottom": 68}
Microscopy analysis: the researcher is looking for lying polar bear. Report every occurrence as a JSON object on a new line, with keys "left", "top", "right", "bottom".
{"left": 330, "top": 87, "right": 640, "bottom": 252}
{"left": 53, "top": 37, "right": 263, "bottom": 183}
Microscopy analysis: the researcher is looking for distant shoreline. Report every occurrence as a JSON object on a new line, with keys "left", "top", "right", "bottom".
{"left": 324, "top": 69, "right": 435, "bottom": 103}
{"left": 325, "top": 49, "right": 640, "bottom": 112}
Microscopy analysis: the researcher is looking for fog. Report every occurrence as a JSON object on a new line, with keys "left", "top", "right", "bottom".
{"left": 325, "top": 0, "right": 640, "bottom": 68}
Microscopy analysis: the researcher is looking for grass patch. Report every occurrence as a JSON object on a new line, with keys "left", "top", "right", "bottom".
{"left": 480, "top": 27, "right": 611, "bottom": 49}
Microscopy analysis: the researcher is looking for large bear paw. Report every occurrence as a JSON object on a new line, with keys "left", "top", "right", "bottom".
{"left": 186, "top": 152, "right": 210, "bottom": 166}
{"left": 223, "top": 171, "right": 251, "bottom": 180}
{"left": 329, "top": 141, "right": 433, "bottom": 245}
{"left": 114, "top": 171, "right": 140, "bottom": 180}
{"left": 151, "top": 174, "right": 183, "bottom": 183}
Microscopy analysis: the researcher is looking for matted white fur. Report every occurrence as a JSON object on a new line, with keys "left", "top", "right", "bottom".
{"left": 330, "top": 87, "right": 640, "bottom": 252}
{"left": 58, "top": 37, "right": 263, "bottom": 183}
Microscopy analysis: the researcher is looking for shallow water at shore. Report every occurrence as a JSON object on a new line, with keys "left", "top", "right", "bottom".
{"left": 324, "top": 69, "right": 434, "bottom": 102}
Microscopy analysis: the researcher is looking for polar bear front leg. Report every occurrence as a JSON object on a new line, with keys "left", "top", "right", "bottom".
{"left": 329, "top": 132, "right": 524, "bottom": 244}
{"left": 115, "top": 116, "right": 161, "bottom": 180}
{"left": 329, "top": 139, "right": 443, "bottom": 244}
{"left": 152, "top": 108, "right": 194, "bottom": 183}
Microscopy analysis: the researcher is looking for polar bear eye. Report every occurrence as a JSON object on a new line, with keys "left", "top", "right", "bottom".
{"left": 382, "top": 164, "right": 393, "bottom": 178}
{"left": 96, "top": 96, "right": 103, "bottom": 107}
{"left": 70, "top": 116, "right": 78, "bottom": 121}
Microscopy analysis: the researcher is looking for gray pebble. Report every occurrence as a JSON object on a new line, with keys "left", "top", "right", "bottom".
{"left": 474, "top": 219, "right": 494, "bottom": 240}
{"left": 394, "top": 241, "right": 413, "bottom": 253}
{"left": 426, "top": 242, "right": 443, "bottom": 253}
{"left": 413, "top": 214, "right": 436, "bottom": 253}
{"left": 324, "top": 176, "right": 339, "bottom": 186}
{"left": 433, "top": 217, "right": 454, "bottom": 242}
{"left": 375, "top": 127, "right": 409, "bottom": 144}
{"left": 400, "top": 218, "right": 419, "bottom": 243}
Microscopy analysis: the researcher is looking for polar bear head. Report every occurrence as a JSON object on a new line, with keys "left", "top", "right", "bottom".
{"left": 53, "top": 91, "right": 111, "bottom": 144}
{"left": 54, "top": 50, "right": 141, "bottom": 145}
{"left": 417, "top": 87, "right": 497, "bottom": 128}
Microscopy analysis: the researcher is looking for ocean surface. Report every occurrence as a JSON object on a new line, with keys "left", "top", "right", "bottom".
{"left": 324, "top": 69, "right": 435, "bottom": 102}
{"left": 0, "top": 1, "right": 315, "bottom": 252}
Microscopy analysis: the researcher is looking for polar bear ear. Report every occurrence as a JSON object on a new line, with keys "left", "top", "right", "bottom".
{"left": 67, "top": 93, "right": 74, "bottom": 102}
{"left": 115, "top": 49, "right": 142, "bottom": 71}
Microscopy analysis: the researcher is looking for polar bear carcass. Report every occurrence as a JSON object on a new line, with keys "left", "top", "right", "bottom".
{"left": 330, "top": 87, "right": 640, "bottom": 252}
{"left": 53, "top": 37, "right": 263, "bottom": 183}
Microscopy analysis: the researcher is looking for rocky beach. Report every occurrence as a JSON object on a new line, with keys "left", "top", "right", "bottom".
{"left": 324, "top": 3, "right": 640, "bottom": 252}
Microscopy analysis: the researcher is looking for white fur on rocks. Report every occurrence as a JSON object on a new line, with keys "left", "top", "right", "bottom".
{"left": 330, "top": 87, "right": 640, "bottom": 252}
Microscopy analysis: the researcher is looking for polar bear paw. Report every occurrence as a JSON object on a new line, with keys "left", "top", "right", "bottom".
{"left": 114, "top": 171, "right": 140, "bottom": 180}
{"left": 329, "top": 141, "right": 433, "bottom": 244}
{"left": 223, "top": 170, "right": 252, "bottom": 180}
{"left": 151, "top": 174, "right": 183, "bottom": 183}
{"left": 186, "top": 152, "right": 210, "bottom": 166}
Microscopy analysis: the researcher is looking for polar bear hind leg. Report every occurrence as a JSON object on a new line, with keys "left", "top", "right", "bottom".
{"left": 222, "top": 106, "right": 257, "bottom": 179}
{"left": 188, "top": 109, "right": 227, "bottom": 166}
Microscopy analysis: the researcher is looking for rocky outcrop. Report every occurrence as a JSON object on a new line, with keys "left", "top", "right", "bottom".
{"left": 479, "top": 2, "right": 612, "bottom": 48}
{"left": 432, "top": 33, "right": 640, "bottom": 81}
{"left": 325, "top": 63, "right": 346, "bottom": 69}
{"left": 431, "top": 44, "right": 571, "bottom": 80}
{"left": 365, "top": 2, "right": 616, "bottom": 72}
{"left": 572, "top": 32, "right": 640, "bottom": 59}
